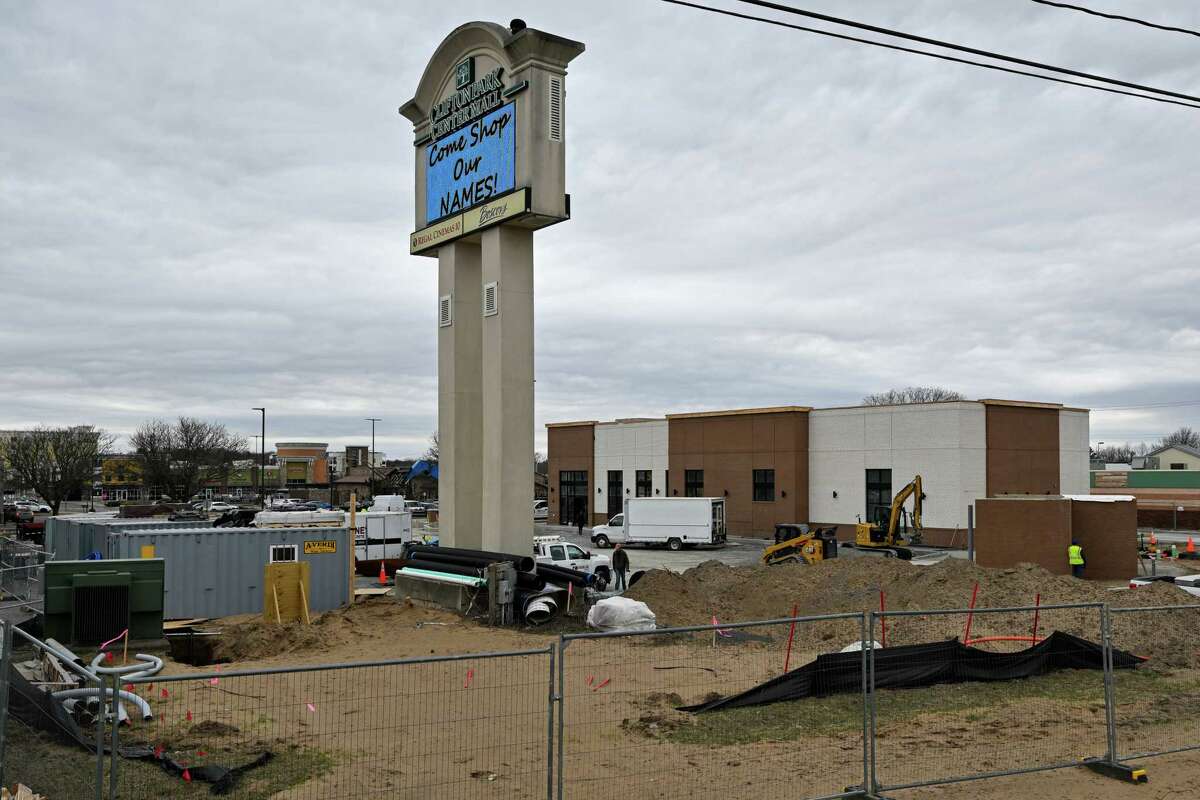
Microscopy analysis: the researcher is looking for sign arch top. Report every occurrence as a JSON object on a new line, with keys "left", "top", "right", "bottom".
{"left": 401, "top": 20, "right": 584, "bottom": 252}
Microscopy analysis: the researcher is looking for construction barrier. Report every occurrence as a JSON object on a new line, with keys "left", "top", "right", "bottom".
{"left": 4, "top": 605, "right": 1200, "bottom": 799}
{"left": 558, "top": 613, "right": 869, "bottom": 800}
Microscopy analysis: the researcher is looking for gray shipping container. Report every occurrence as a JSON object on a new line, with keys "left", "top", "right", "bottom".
{"left": 45, "top": 516, "right": 212, "bottom": 561}
{"left": 107, "top": 526, "right": 351, "bottom": 620}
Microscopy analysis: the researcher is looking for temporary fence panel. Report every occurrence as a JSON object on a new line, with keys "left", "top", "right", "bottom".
{"left": 0, "top": 538, "right": 47, "bottom": 605}
{"left": 2, "top": 624, "right": 108, "bottom": 800}
{"left": 1109, "top": 604, "right": 1200, "bottom": 762}
{"left": 107, "top": 526, "right": 350, "bottom": 619}
{"left": 559, "top": 614, "right": 869, "bottom": 800}
{"left": 116, "top": 647, "right": 554, "bottom": 800}
{"left": 869, "top": 603, "right": 1109, "bottom": 793}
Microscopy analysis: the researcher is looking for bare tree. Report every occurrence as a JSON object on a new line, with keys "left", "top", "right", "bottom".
{"left": 862, "top": 387, "right": 966, "bottom": 406}
{"left": 132, "top": 417, "right": 245, "bottom": 500}
{"left": 423, "top": 431, "right": 439, "bottom": 462}
{"left": 1, "top": 426, "right": 114, "bottom": 514}
{"left": 1158, "top": 426, "right": 1200, "bottom": 451}
{"left": 534, "top": 451, "right": 548, "bottom": 475}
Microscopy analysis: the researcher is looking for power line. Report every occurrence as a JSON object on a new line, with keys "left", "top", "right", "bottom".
{"left": 661, "top": 0, "right": 1200, "bottom": 110}
{"left": 1093, "top": 399, "right": 1200, "bottom": 412}
{"left": 730, "top": 0, "right": 1200, "bottom": 103}
{"left": 1029, "top": 0, "right": 1200, "bottom": 39}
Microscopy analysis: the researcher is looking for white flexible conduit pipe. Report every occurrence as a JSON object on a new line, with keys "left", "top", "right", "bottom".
{"left": 52, "top": 688, "right": 149, "bottom": 721}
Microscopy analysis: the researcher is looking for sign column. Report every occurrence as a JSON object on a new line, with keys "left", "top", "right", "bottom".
{"left": 438, "top": 240, "right": 483, "bottom": 548}
{"left": 480, "top": 226, "right": 534, "bottom": 552}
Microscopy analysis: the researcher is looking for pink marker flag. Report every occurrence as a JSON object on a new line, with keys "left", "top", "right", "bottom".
{"left": 593, "top": 677, "right": 611, "bottom": 691}
{"left": 464, "top": 668, "right": 475, "bottom": 689}
{"left": 306, "top": 702, "right": 317, "bottom": 713}
{"left": 711, "top": 615, "right": 733, "bottom": 638}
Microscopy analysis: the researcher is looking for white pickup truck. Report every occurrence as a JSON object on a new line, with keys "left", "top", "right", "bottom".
{"left": 533, "top": 536, "right": 612, "bottom": 590}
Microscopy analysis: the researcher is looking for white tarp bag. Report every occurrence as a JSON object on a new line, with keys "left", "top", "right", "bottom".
{"left": 587, "top": 596, "right": 656, "bottom": 632}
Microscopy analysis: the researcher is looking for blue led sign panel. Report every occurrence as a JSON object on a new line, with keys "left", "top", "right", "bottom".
{"left": 426, "top": 102, "right": 516, "bottom": 223}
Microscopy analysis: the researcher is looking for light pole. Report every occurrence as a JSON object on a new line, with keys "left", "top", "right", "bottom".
{"left": 252, "top": 408, "right": 266, "bottom": 509}
{"left": 365, "top": 418, "right": 381, "bottom": 501}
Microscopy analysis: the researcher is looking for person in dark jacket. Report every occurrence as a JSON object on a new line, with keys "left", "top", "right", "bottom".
{"left": 612, "top": 543, "right": 630, "bottom": 591}
{"left": 575, "top": 503, "right": 586, "bottom": 536}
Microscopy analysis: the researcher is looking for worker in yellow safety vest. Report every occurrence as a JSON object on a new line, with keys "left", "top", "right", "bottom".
{"left": 1068, "top": 541, "right": 1085, "bottom": 579}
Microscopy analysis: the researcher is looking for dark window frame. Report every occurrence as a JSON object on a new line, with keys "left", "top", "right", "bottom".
{"left": 607, "top": 470, "right": 624, "bottom": 517}
{"left": 635, "top": 469, "right": 652, "bottom": 497}
{"left": 866, "top": 468, "right": 893, "bottom": 526}
{"left": 752, "top": 469, "right": 775, "bottom": 502}
{"left": 684, "top": 469, "right": 704, "bottom": 498}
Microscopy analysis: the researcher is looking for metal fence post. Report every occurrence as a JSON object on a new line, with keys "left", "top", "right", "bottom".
{"left": 859, "top": 612, "right": 870, "bottom": 795}
{"left": 0, "top": 620, "right": 12, "bottom": 790}
{"left": 868, "top": 611, "right": 879, "bottom": 796}
{"left": 556, "top": 635, "right": 567, "bottom": 800}
{"left": 546, "top": 644, "right": 555, "bottom": 800}
{"left": 94, "top": 674, "right": 105, "bottom": 800}
{"left": 107, "top": 672, "right": 119, "bottom": 800}
{"left": 1101, "top": 604, "right": 1118, "bottom": 763}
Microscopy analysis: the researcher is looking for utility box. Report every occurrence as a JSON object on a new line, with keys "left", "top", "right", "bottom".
{"left": 43, "top": 559, "right": 165, "bottom": 646}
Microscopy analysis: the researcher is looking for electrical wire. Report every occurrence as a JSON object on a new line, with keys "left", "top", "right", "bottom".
{"left": 1092, "top": 399, "right": 1200, "bottom": 411}
{"left": 717, "top": 0, "right": 1200, "bottom": 105}
{"left": 1029, "top": 0, "right": 1200, "bottom": 40}
{"left": 661, "top": 0, "right": 1200, "bottom": 109}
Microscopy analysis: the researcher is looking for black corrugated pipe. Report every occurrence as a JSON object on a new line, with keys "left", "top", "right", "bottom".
{"left": 400, "top": 558, "right": 484, "bottom": 578}
{"left": 415, "top": 549, "right": 524, "bottom": 572}
{"left": 536, "top": 563, "right": 593, "bottom": 587}
{"left": 516, "top": 571, "right": 547, "bottom": 591}
{"left": 408, "top": 544, "right": 535, "bottom": 572}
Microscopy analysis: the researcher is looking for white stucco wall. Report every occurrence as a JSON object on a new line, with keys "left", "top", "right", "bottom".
{"left": 1059, "top": 409, "right": 1090, "bottom": 495}
{"left": 808, "top": 402, "right": 987, "bottom": 531}
{"left": 594, "top": 420, "right": 668, "bottom": 520}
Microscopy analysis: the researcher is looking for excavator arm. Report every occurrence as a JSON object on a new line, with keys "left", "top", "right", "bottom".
{"left": 886, "top": 475, "right": 923, "bottom": 543}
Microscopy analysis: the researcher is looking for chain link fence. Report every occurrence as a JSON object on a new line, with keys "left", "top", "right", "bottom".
{"left": 558, "top": 613, "right": 869, "bottom": 800}
{"left": 0, "top": 537, "right": 47, "bottom": 609}
{"left": 1109, "top": 604, "right": 1200, "bottom": 762}
{"left": 869, "top": 603, "right": 1110, "bottom": 793}
{"left": 3, "top": 625, "right": 109, "bottom": 800}
{"left": 6, "top": 604, "right": 1200, "bottom": 799}
{"left": 113, "top": 647, "right": 554, "bottom": 799}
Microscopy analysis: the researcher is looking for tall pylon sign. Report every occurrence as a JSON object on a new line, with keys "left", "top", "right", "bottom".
{"left": 400, "top": 21, "right": 584, "bottom": 553}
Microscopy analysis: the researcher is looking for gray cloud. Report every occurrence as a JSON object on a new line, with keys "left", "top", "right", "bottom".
{"left": 2, "top": 0, "right": 1198, "bottom": 456}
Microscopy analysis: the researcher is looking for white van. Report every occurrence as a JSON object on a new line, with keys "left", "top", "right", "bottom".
{"left": 591, "top": 497, "right": 727, "bottom": 551}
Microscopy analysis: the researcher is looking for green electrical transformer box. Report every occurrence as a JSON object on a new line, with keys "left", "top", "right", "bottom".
{"left": 43, "top": 559, "right": 165, "bottom": 646}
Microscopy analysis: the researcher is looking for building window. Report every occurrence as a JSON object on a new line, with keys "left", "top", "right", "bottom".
{"left": 559, "top": 470, "right": 588, "bottom": 524}
{"left": 752, "top": 469, "right": 775, "bottom": 502}
{"left": 636, "top": 470, "right": 652, "bottom": 497}
{"left": 607, "top": 470, "right": 623, "bottom": 518}
{"left": 269, "top": 544, "right": 298, "bottom": 563}
{"left": 866, "top": 469, "right": 893, "bottom": 527}
{"left": 1170, "top": 463, "right": 1187, "bottom": 470}
{"left": 685, "top": 469, "right": 704, "bottom": 497}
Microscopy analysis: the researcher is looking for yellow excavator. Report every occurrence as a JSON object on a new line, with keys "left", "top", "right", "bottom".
{"left": 762, "top": 524, "right": 840, "bottom": 566}
{"left": 852, "top": 474, "right": 925, "bottom": 560}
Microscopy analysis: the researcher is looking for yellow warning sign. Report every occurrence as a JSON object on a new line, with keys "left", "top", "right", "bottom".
{"left": 303, "top": 540, "right": 337, "bottom": 555}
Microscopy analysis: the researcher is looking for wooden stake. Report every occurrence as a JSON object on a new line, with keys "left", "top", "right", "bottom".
{"left": 272, "top": 584, "right": 282, "bottom": 625}
{"left": 783, "top": 603, "right": 798, "bottom": 674}
{"left": 299, "top": 580, "right": 311, "bottom": 625}
{"left": 122, "top": 629, "right": 129, "bottom": 666}
{"left": 963, "top": 582, "right": 980, "bottom": 645}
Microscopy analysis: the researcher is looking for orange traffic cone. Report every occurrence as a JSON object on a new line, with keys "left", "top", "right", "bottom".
{"left": 1188, "top": 536, "right": 1196, "bottom": 555}
{"left": 379, "top": 562, "right": 389, "bottom": 586}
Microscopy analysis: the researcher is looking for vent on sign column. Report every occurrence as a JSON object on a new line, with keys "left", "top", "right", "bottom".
{"left": 439, "top": 294, "right": 453, "bottom": 327}
{"left": 548, "top": 77, "right": 563, "bottom": 142}
{"left": 483, "top": 281, "right": 498, "bottom": 317}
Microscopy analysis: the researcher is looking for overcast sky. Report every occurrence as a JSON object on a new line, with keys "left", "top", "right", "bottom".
{"left": 2, "top": 0, "right": 1198, "bottom": 458}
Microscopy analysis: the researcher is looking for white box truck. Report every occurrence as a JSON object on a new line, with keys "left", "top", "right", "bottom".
{"left": 590, "top": 497, "right": 727, "bottom": 551}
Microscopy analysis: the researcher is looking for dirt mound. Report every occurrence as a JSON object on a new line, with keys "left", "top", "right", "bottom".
{"left": 211, "top": 596, "right": 456, "bottom": 662}
{"left": 626, "top": 558, "right": 1200, "bottom": 666}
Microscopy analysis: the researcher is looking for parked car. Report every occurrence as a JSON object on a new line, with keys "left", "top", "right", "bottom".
{"left": 533, "top": 500, "right": 548, "bottom": 521}
{"left": 168, "top": 509, "right": 207, "bottom": 522}
{"left": 533, "top": 535, "right": 611, "bottom": 589}
{"left": 299, "top": 501, "right": 334, "bottom": 511}
{"left": 15, "top": 501, "right": 51, "bottom": 514}
{"left": 206, "top": 501, "right": 240, "bottom": 513}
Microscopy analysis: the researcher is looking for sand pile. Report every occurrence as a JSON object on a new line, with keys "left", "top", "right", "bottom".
{"left": 626, "top": 558, "right": 1200, "bottom": 667}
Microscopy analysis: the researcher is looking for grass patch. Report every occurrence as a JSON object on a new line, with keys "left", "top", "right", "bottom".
{"left": 666, "top": 669, "right": 1195, "bottom": 746}
{"left": 4, "top": 722, "right": 335, "bottom": 800}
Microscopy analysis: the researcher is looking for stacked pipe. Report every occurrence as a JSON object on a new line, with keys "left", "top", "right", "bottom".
{"left": 401, "top": 543, "right": 594, "bottom": 622}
